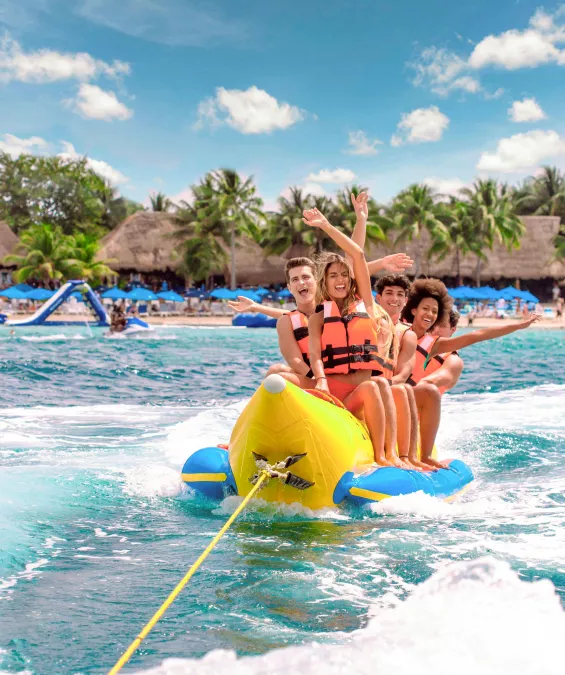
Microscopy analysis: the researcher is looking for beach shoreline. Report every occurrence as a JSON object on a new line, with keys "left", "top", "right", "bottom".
{"left": 2, "top": 313, "right": 564, "bottom": 329}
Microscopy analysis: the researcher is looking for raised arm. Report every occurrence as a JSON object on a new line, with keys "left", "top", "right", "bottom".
{"left": 307, "top": 311, "right": 329, "bottom": 392}
{"left": 276, "top": 315, "right": 311, "bottom": 376}
{"left": 347, "top": 192, "right": 369, "bottom": 269}
{"left": 227, "top": 296, "right": 287, "bottom": 320}
{"left": 430, "top": 315, "right": 541, "bottom": 358}
{"left": 302, "top": 207, "right": 375, "bottom": 317}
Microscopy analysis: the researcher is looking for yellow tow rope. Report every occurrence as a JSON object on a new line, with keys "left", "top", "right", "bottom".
{"left": 108, "top": 470, "right": 270, "bottom": 675}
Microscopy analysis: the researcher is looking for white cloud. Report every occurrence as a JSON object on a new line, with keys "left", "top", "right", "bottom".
{"left": 391, "top": 106, "right": 449, "bottom": 146}
{"left": 476, "top": 129, "right": 565, "bottom": 173}
{"left": 410, "top": 47, "right": 477, "bottom": 96}
{"left": 423, "top": 177, "right": 467, "bottom": 199}
{"left": 194, "top": 86, "right": 306, "bottom": 134}
{"left": 0, "top": 133, "right": 49, "bottom": 158}
{"left": 169, "top": 186, "right": 194, "bottom": 206}
{"left": 344, "top": 130, "right": 382, "bottom": 156}
{"left": 410, "top": 8, "right": 565, "bottom": 95}
{"left": 0, "top": 33, "right": 130, "bottom": 84}
{"left": 305, "top": 168, "right": 356, "bottom": 184}
{"left": 469, "top": 29, "right": 563, "bottom": 70}
{"left": 67, "top": 83, "right": 133, "bottom": 121}
{"left": 509, "top": 97, "right": 546, "bottom": 122}
{"left": 58, "top": 141, "right": 128, "bottom": 184}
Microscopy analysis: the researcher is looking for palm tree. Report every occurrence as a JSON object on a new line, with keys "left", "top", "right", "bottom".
{"left": 388, "top": 184, "right": 448, "bottom": 277}
{"left": 514, "top": 166, "right": 565, "bottom": 219}
{"left": 429, "top": 199, "right": 475, "bottom": 286}
{"left": 3, "top": 223, "right": 80, "bottom": 282}
{"left": 72, "top": 233, "right": 116, "bottom": 284}
{"left": 262, "top": 187, "right": 315, "bottom": 257}
{"left": 177, "top": 232, "right": 227, "bottom": 286}
{"left": 202, "top": 169, "right": 264, "bottom": 289}
{"left": 335, "top": 185, "right": 387, "bottom": 247}
{"left": 461, "top": 179, "right": 525, "bottom": 286}
{"left": 149, "top": 191, "right": 173, "bottom": 213}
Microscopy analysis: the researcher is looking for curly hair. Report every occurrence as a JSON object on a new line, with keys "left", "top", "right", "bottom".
{"left": 314, "top": 252, "right": 357, "bottom": 310}
{"left": 448, "top": 308, "right": 461, "bottom": 329}
{"left": 401, "top": 278, "right": 451, "bottom": 328}
{"left": 375, "top": 274, "right": 411, "bottom": 296}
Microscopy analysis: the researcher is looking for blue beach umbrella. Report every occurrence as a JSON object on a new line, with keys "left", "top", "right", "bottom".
{"left": 0, "top": 286, "right": 28, "bottom": 299}
{"left": 14, "top": 283, "right": 34, "bottom": 292}
{"left": 517, "top": 289, "right": 539, "bottom": 303}
{"left": 254, "top": 287, "right": 270, "bottom": 297}
{"left": 210, "top": 288, "right": 237, "bottom": 300}
{"left": 276, "top": 289, "right": 293, "bottom": 300}
{"left": 127, "top": 287, "right": 158, "bottom": 302}
{"left": 26, "top": 288, "right": 55, "bottom": 301}
{"left": 157, "top": 290, "right": 185, "bottom": 303}
{"left": 102, "top": 286, "right": 128, "bottom": 300}
{"left": 499, "top": 286, "right": 521, "bottom": 300}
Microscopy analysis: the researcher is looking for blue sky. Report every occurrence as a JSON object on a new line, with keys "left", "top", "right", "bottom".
{"left": 1, "top": 0, "right": 565, "bottom": 208}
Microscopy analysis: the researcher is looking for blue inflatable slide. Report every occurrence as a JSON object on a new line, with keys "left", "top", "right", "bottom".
{"left": 6, "top": 280, "right": 109, "bottom": 327}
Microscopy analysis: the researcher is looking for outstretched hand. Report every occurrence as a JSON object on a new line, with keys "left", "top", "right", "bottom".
{"left": 351, "top": 191, "right": 369, "bottom": 222}
{"left": 227, "top": 296, "right": 255, "bottom": 313}
{"left": 380, "top": 253, "right": 414, "bottom": 273}
{"left": 302, "top": 207, "right": 330, "bottom": 229}
{"left": 521, "top": 313, "right": 542, "bottom": 327}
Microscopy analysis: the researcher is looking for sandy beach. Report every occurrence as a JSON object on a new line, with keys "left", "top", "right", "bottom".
{"left": 3, "top": 312, "right": 564, "bottom": 329}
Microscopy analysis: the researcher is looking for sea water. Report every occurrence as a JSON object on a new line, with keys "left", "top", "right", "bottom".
{"left": 0, "top": 325, "right": 564, "bottom": 674}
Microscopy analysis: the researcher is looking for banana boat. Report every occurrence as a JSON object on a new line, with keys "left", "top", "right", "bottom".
{"left": 181, "top": 374, "right": 473, "bottom": 509}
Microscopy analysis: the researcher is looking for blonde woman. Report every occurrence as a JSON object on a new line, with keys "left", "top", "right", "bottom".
{"left": 302, "top": 207, "right": 405, "bottom": 468}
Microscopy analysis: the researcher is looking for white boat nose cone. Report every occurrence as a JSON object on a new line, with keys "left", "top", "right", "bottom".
{"left": 263, "top": 374, "right": 287, "bottom": 394}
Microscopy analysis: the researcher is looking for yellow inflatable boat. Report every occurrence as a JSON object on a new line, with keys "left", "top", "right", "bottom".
{"left": 181, "top": 374, "right": 473, "bottom": 508}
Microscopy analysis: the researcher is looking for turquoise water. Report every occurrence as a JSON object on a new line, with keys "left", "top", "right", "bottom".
{"left": 1, "top": 326, "right": 564, "bottom": 675}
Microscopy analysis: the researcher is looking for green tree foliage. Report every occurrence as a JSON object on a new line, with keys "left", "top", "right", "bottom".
{"left": 0, "top": 153, "right": 113, "bottom": 235}
{"left": 175, "top": 169, "right": 263, "bottom": 288}
{"left": 3, "top": 223, "right": 81, "bottom": 282}
{"left": 71, "top": 233, "right": 116, "bottom": 284}
{"left": 149, "top": 192, "right": 173, "bottom": 212}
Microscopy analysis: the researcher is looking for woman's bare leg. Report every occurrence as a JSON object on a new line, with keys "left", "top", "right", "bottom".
{"left": 404, "top": 385, "right": 431, "bottom": 471}
{"left": 414, "top": 382, "right": 448, "bottom": 469}
{"left": 344, "top": 381, "right": 393, "bottom": 467}
{"left": 390, "top": 385, "right": 416, "bottom": 469}
{"left": 372, "top": 377, "right": 398, "bottom": 465}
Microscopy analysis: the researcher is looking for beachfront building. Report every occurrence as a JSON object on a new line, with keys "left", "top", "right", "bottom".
{"left": 97, "top": 210, "right": 287, "bottom": 289}
{"left": 0, "top": 220, "right": 18, "bottom": 288}
{"left": 97, "top": 212, "right": 564, "bottom": 298}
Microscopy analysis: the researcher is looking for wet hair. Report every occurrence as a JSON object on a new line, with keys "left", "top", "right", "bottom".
{"left": 314, "top": 252, "right": 357, "bottom": 309}
{"left": 448, "top": 308, "right": 460, "bottom": 330}
{"left": 315, "top": 251, "right": 396, "bottom": 361}
{"left": 375, "top": 274, "right": 411, "bottom": 296}
{"left": 401, "top": 278, "right": 451, "bottom": 328}
{"left": 284, "top": 257, "right": 316, "bottom": 283}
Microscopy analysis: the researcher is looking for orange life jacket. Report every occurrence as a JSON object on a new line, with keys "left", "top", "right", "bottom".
{"left": 407, "top": 334, "right": 457, "bottom": 393}
{"left": 319, "top": 300, "right": 394, "bottom": 379}
{"left": 288, "top": 309, "right": 309, "bottom": 366}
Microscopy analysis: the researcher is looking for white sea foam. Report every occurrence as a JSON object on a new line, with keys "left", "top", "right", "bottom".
{"left": 123, "top": 464, "right": 185, "bottom": 498}
{"left": 133, "top": 557, "right": 565, "bottom": 675}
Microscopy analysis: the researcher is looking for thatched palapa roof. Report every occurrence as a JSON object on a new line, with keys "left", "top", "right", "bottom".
{"left": 366, "top": 216, "right": 563, "bottom": 281}
{"left": 98, "top": 211, "right": 563, "bottom": 282}
{"left": 98, "top": 210, "right": 288, "bottom": 282}
{"left": 99, "top": 212, "right": 180, "bottom": 273}
{"left": 0, "top": 220, "right": 19, "bottom": 267}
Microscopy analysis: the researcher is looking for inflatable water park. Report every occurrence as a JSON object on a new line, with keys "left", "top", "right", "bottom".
{"left": 1, "top": 280, "right": 109, "bottom": 327}
{"left": 182, "top": 374, "right": 474, "bottom": 508}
